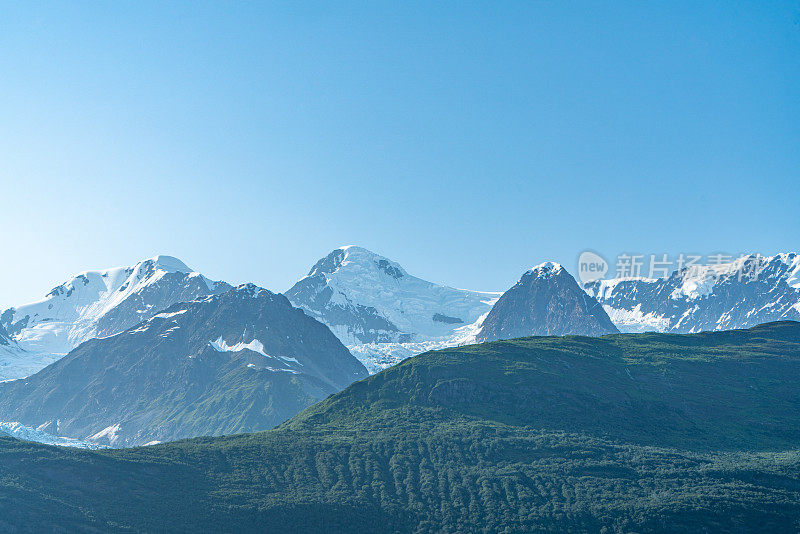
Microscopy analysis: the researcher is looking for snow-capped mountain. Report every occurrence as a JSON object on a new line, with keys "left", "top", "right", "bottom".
{"left": 477, "top": 262, "right": 619, "bottom": 342}
{"left": 584, "top": 253, "right": 800, "bottom": 333}
{"left": 286, "top": 246, "right": 500, "bottom": 372}
{"left": 0, "top": 421, "right": 107, "bottom": 449}
{"left": 0, "top": 284, "right": 368, "bottom": 447}
{"left": 0, "top": 255, "right": 231, "bottom": 380}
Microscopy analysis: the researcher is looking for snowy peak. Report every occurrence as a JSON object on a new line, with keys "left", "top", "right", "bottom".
{"left": 42, "top": 255, "right": 196, "bottom": 302}
{"left": 0, "top": 255, "right": 231, "bottom": 380}
{"left": 143, "top": 254, "right": 193, "bottom": 273}
{"left": 287, "top": 246, "right": 500, "bottom": 372}
{"left": 231, "top": 282, "right": 274, "bottom": 300}
{"left": 307, "top": 246, "right": 408, "bottom": 280}
{"left": 525, "top": 262, "right": 566, "bottom": 279}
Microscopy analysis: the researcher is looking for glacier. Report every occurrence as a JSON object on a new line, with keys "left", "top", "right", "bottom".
{"left": 286, "top": 246, "right": 500, "bottom": 373}
{"left": 0, "top": 421, "right": 108, "bottom": 449}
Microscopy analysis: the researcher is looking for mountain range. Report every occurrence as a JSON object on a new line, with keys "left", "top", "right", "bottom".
{"left": 0, "top": 255, "right": 230, "bottom": 380}
{"left": 0, "top": 249, "right": 614, "bottom": 447}
{"left": 1, "top": 321, "right": 798, "bottom": 532}
{"left": 585, "top": 252, "right": 800, "bottom": 332}
{"left": 286, "top": 248, "right": 800, "bottom": 368}
{"left": 2, "top": 248, "right": 799, "bottom": 449}
{"left": 3, "top": 249, "right": 799, "bottom": 380}
{"left": 0, "top": 284, "right": 366, "bottom": 446}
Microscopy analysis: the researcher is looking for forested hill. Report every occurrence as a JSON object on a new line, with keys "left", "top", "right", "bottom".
{"left": 290, "top": 320, "right": 800, "bottom": 451}
{"left": 1, "top": 321, "right": 800, "bottom": 533}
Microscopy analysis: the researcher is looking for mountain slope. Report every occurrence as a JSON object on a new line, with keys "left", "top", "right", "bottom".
{"left": 1, "top": 322, "right": 799, "bottom": 532}
{"left": 0, "top": 284, "right": 367, "bottom": 446}
{"left": 0, "top": 323, "right": 28, "bottom": 381}
{"left": 585, "top": 253, "right": 800, "bottom": 332}
{"left": 0, "top": 323, "right": 12, "bottom": 346}
{"left": 286, "top": 246, "right": 499, "bottom": 372}
{"left": 0, "top": 255, "right": 231, "bottom": 380}
{"left": 477, "top": 262, "right": 618, "bottom": 342}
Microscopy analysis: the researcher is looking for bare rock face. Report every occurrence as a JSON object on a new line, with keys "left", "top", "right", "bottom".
{"left": 477, "top": 262, "right": 618, "bottom": 342}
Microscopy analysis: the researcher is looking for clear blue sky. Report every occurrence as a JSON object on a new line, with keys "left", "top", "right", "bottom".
{"left": 1, "top": 1, "right": 798, "bottom": 309}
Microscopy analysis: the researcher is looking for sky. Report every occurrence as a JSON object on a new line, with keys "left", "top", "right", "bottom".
{"left": 0, "top": 1, "right": 798, "bottom": 309}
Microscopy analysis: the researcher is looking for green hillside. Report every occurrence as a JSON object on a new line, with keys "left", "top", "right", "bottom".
{"left": 2, "top": 322, "right": 799, "bottom": 533}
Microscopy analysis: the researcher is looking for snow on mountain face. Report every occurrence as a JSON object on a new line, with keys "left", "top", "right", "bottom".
{"left": 286, "top": 246, "right": 500, "bottom": 373}
{"left": 0, "top": 283, "right": 367, "bottom": 447}
{"left": 525, "top": 261, "right": 565, "bottom": 279}
{"left": 0, "top": 255, "right": 231, "bottom": 380}
{"left": 476, "top": 262, "right": 618, "bottom": 342}
{"left": 0, "top": 323, "right": 20, "bottom": 358}
{"left": 0, "top": 323, "right": 12, "bottom": 346}
{"left": 0, "top": 317, "right": 51, "bottom": 383}
{"left": 584, "top": 253, "right": 800, "bottom": 333}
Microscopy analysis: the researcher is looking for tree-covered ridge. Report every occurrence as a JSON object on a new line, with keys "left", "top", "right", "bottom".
{"left": 1, "top": 321, "right": 799, "bottom": 533}
{"left": 291, "top": 321, "right": 800, "bottom": 450}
